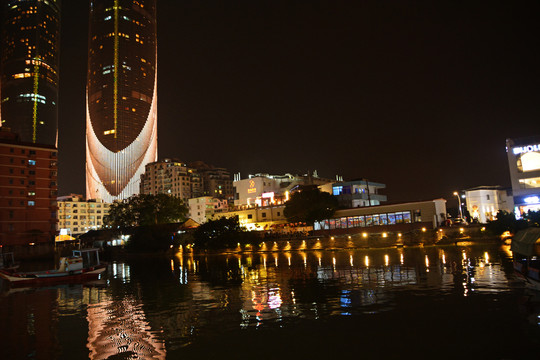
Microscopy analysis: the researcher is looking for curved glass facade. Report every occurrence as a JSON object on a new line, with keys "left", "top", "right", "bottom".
{"left": 86, "top": 0, "right": 157, "bottom": 202}
{"left": 0, "top": 0, "right": 61, "bottom": 146}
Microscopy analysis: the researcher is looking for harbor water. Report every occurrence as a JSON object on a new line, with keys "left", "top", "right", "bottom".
{"left": 1, "top": 243, "right": 540, "bottom": 359}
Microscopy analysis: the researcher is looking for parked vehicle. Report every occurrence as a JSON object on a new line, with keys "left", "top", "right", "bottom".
{"left": 452, "top": 218, "right": 468, "bottom": 225}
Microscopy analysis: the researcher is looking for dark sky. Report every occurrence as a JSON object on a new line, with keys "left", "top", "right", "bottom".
{"left": 58, "top": 1, "right": 540, "bottom": 203}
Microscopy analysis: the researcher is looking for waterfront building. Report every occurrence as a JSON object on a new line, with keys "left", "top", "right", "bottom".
{"left": 233, "top": 171, "right": 334, "bottom": 207}
{"left": 313, "top": 199, "right": 447, "bottom": 235}
{"left": 57, "top": 194, "right": 111, "bottom": 237}
{"left": 463, "top": 186, "right": 513, "bottom": 223}
{"left": 0, "top": 0, "right": 61, "bottom": 146}
{"left": 506, "top": 136, "right": 540, "bottom": 217}
{"left": 189, "top": 161, "right": 234, "bottom": 201}
{"left": 86, "top": 0, "right": 158, "bottom": 202}
{"left": 223, "top": 204, "right": 288, "bottom": 231}
{"left": 331, "top": 179, "right": 387, "bottom": 208}
{"left": 188, "top": 196, "right": 228, "bottom": 225}
{"left": 0, "top": 127, "right": 57, "bottom": 246}
{"left": 140, "top": 158, "right": 202, "bottom": 202}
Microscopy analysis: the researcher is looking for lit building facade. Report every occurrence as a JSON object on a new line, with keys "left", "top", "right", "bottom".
{"left": 331, "top": 180, "right": 387, "bottom": 208}
{"left": 0, "top": 0, "right": 60, "bottom": 146}
{"left": 313, "top": 199, "right": 447, "bottom": 234}
{"left": 463, "top": 186, "right": 513, "bottom": 223}
{"left": 140, "top": 159, "right": 202, "bottom": 202}
{"left": 233, "top": 172, "right": 334, "bottom": 207}
{"left": 0, "top": 127, "right": 58, "bottom": 246}
{"left": 57, "top": 194, "right": 111, "bottom": 236}
{"left": 188, "top": 196, "right": 228, "bottom": 225}
{"left": 506, "top": 136, "right": 540, "bottom": 216}
{"left": 86, "top": 0, "right": 158, "bottom": 202}
{"left": 222, "top": 205, "right": 288, "bottom": 231}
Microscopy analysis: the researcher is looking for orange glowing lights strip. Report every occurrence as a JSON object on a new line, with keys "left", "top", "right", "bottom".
{"left": 32, "top": 60, "right": 40, "bottom": 143}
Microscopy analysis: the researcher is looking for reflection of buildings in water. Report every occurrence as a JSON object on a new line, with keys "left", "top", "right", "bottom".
{"left": 170, "top": 248, "right": 513, "bottom": 330}
{"left": 86, "top": 295, "right": 166, "bottom": 359}
{"left": 0, "top": 288, "right": 58, "bottom": 359}
{"left": 111, "top": 262, "right": 131, "bottom": 282}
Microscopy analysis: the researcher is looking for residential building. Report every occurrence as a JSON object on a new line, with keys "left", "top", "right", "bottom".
{"left": 86, "top": 0, "right": 158, "bottom": 202}
{"left": 189, "top": 161, "right": 234, "bottom": 201}
{"left": 57, "top": 194, "right": 111, "bottom": 236}
{"left": 0, "top": 0, "right": 61, "bottom": 146}
{"left": 0, "top": 127, "right": 57, "bottom": 246}
{"left": 140, "top": 159, "right": 202, "bottom": 202}
{"left": 463, "top": 186, "right": 513, "bottom": 223}
{"left": 506, "top": 136, "right": 540, "bottom": 217}
{"left": 188, "top": 196, "right": 228, "bottom": 225}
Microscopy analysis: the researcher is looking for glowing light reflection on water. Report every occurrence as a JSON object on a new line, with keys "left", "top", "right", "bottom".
{"left": 1, "top": 244, "right": 540, "bottom": 359}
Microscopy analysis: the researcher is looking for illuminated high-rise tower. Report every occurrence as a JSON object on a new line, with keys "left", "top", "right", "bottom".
{"left": 0, "top": 0, "right": 61, "bottom": 146}
{"left": 86, "top": 0, "right": 157, "bottom": 202}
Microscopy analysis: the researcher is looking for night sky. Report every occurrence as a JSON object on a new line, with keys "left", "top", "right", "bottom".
{"left": 56, "top": 1, "right": 539, "bottom": 203}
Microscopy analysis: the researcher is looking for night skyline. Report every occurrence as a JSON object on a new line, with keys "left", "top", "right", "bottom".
{"left": 48, "top": 1, "right": 540, "bottom": 202}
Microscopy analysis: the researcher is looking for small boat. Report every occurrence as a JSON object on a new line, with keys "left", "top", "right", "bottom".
{"left": 511, "top": 228, "right": 540, "bottom": 290}
{"left": 0, "top": 248, "right": 106, "bottom": 287}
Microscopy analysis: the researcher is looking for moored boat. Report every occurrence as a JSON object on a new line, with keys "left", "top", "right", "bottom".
{"left": 0, "top": 248, "right": 106, "bottom": 287}
{"left": 511, "top": 227, "right": 540, "bottom": 290}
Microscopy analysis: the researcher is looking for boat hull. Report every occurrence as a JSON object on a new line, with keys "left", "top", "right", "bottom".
{"left": 0, "top": 265, "right": 107, "bottom": 288}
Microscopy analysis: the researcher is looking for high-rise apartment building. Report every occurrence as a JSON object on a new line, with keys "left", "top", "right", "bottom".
{"left": 189, "top": 161, "right": 234, "bottom": 201}
{"left": 86, "top": 0, "right": 158, "bottom": 202}
{"left": 0, "top": 127, "right": 58, "bottom": 246}
{"left": 0, "top": 0, "right": 61, "bottom": 146}
{"left": 57, "top": 194, "right": 111, "bottom": 236}
{"left": 140, "top": 159, "right": 203, "bottom": 202}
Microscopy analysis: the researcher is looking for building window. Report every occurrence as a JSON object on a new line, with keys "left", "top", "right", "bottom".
{"left": 28, "top": 201, "right": 35, "bottom": 206}
{"left": 487, "top": 195, "right": 490, "bottom": 200}
{"left": 248, "top": 214, "right": 253, "bottom": 219}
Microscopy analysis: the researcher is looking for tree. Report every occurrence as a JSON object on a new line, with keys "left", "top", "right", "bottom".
{"left": 103, "top": 194, "right": 189, "bottom": 228}
{"left": 524, "top": 210, "right": 540, "bottom": 227}
{"left": 193, "top": 216, "right": 243, "bottom": 248}
{"left": 486, "top": 210, "right": 528, "bottom": 235}
{"left": 284, "top": 185, "right": 339, "bottom": 224}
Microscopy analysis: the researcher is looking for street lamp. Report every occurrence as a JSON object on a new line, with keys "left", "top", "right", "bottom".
{"left": 453, "top": 191, "right": 463, "bottom": 219}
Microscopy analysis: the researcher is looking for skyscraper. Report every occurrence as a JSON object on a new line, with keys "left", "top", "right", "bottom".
{"left": 0, "top": 0, "right": 61, "bottom": 146}
{"left": 86, "top": 0, "right": 157, "bottom": 202}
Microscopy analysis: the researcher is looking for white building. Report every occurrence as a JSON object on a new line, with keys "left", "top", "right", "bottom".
{"left": 506, "top": 137, "right": 540, "bottom": 217}
{"left": 222, "top": 205, "right": 288, "bottom": 231}
{"left": 57, "top": 194, "right": 111, "bottom": 236}
{"left": 464, "top": 186, "right": 513, "bottom": 223}
{"left": 188, "top": 196, "right": 228, "bottom": 224}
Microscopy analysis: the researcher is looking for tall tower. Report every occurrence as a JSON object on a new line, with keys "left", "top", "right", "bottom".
{"left": 86, "top": 0, "right": 157, "bottom": 202}
{"left": 0, "top": 0, "right": 61, "bottom": 146}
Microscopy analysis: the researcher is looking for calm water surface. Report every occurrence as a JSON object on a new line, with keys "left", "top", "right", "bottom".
{"left": 1, "top": 244, "right": 540, "bottom": 359}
